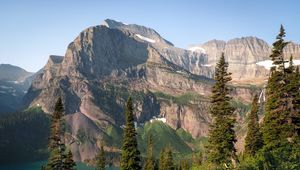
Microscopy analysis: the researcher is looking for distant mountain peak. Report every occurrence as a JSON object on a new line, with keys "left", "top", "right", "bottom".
{"left": 0, "top": 64, "right": 33, "bottom": 81}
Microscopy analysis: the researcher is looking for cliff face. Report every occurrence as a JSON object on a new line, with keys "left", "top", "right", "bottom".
{"left": 23, "top": 19, "right": 299, "bottom": 161}
{"left": 190, "top": 37, "right": 300, "bottom": 84}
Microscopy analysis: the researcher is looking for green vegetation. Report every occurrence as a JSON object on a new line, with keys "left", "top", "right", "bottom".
{"left": 104, "top": 124, "right": 123, "bottom": 147}
{"left": 154, "top": 91, "right": 208, "bottom": 105}
{"left": 258, "top": 25, "right": 300, "bottom": 169}
{"left": 137, "top": 121, "right": 192, "bottom": 157}
{"left": 0, "top": 108, "right": 50, "bottom": 163}
{"left": 230, "top": 100, "right": 251, "bottom": 117}
{"left": 176, "top": 128, "right": 194, "bottom": 143}
{"left": 64, "top": 150, "right": 76, "bottom": 170}
{"left": 244, "top": 94, "right": 263, "bottom": 156}
{"left": 120, "top": 97, "right": 141, "bottom": 170}
{"left": 206, "top": 53, "right": 237, "bottom": 169}
{"left": 143, "top": 134, "right": 155, "bottom": 170}
{"left": 45, "top": 97, "right": 76, "bottom": 170}
{"left": 236, "top": 25, "right": 300, "bottom": 170}
{"left": 95, "top": 144, "right": 105, "bottom": 170}
{"left": 159, "top": 147, "right": 174, "bottom": 170}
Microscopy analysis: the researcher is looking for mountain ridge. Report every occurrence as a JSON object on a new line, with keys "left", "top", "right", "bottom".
{"left": 2, "top": 19, "right": 300, "bottom": 162}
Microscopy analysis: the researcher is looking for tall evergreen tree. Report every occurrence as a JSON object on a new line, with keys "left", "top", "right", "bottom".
{"left": 143, "top": 134, "right": 155, "bottom": 170}
{"left": 159, "top": 148, "right": 166, "bottom": 170}
{"left": 120, "top": 97, "right": 141, "bottom": 170}
{"left": 261, "top": 25, "right": 300, "bottom": 169}
{"left": 164, "top": 149, "right": 174, "bottom": 170}
{"left": 158, "top": 147, "right": 174, "bottom": 170}
{"left": 244, "top": 94, "right": 263, "bottom": 156}
{"left": 206, "top": 53, "right": 237, "bottom": 169}
{"left": 179, "top": 159, "right": 189, "bottom": 170}
{"left": 285, "top": 57, "right": 300, "bottom": 139}
{"left": 96, "top": 144, "right": 106, "bottom": 170}
{"left": 262, "top": 25, "right": 291, "bottom": 149}
{"left": 63, "top": 150, "right": 76, "bottom": 170}
{"left": 46, "top": 97, "right": 68, "bottom": 170}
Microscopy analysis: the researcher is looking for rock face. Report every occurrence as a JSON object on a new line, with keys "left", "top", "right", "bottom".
{"left": 0, "top": 64, "right": 33, "bottom": 113}
{"left": 23, "top": 19, "right": 300, "bottom": 161}
{"left": 190, "top": 37, "right": 300, "bottom": 84}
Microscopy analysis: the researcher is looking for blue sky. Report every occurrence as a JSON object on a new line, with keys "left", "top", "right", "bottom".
{"left": 0, "top": 0, "right": 299, "bottom": 72}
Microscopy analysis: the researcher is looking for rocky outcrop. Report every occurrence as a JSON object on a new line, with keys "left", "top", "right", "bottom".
{"left": 190, "top": 37, "right": 300, "bottom": 84}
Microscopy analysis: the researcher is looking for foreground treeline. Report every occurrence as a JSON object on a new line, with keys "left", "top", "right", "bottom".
{"left": 42, "top": 25, "right": 299, "bottom": 170}
{"left": 200, "top": 26, "right": 300, "bottom": 170}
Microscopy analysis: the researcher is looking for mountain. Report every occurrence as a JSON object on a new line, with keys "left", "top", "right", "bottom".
{"left": 0, "top": 64, "right": 32, "bottom": 82}
{"left": 21, "top": 19, "right": 259, "bottom": 162}
{"left": 0, "top": 64, "right": 33, "bottom": 113}
{"left": 189, "top": 37, "right": 300, "bottom": 84}
{"left": 16, "top": 19, "right": 299, "bottom": 162}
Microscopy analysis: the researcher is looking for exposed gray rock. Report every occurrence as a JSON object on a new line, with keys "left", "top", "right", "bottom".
{"left": 190, "top": 36, "right": 300, "bottom": 83}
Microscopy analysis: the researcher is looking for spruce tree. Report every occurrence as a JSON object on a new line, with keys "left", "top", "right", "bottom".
{"left": 158, "top": 147, "right": 174, "bottom": 170}
{"left": 244, "top": 94, "right": 263, "bottom": 156}
{"left": 179, "top": 159, "right": 189, "bottom": 170}
{"left": 262, "top": 25, "right": 291, "bottom": 149}
{"left": 285, "top": 57, "right": 300, "bottom": 139}
{"left": 159, "top": 148, "right": 166, "bottom": 170}
{"left": 96, "top": 144, "right": 105, "bottom": 170}
{"left": 63, "top": 150, "right": 76, "bottom": 170}
{"left": 261, "top": 25, "right": 300, "bottom": 169}
{"left": 164, "top": 148, "right": 174, "bottom": 170}
{"left": 120, "top": 97, "right": 141, "bottom": 170}
{"left": 206, "top": 53, "right": 237, "bottom": 169}
{"left": 143, "top": 134, "right": 155, "bottom": 170}
{"left": 46, "top": 97, "right": 68, "bottom": 170}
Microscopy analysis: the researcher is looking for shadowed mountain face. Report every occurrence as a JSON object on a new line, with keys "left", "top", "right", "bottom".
{"left": 19, "top": 19, "right": 300, "bottom": 162}
{"left": 0, "top": 64, "right": 33, "bottom": 113}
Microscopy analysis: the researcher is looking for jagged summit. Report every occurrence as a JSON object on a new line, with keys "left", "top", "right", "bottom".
{"left": 101, "top": 19, "right": 174, "bottom": 46}
{"left": 48, "top": 55, "right": 64, "bottom": 64}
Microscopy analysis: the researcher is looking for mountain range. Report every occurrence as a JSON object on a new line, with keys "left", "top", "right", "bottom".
{"left": 1, "top": 19, "right": 300, "bottom": 163}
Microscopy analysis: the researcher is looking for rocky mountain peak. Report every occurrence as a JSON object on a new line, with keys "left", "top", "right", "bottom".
{"left": 101, "top": 19, "right": 173, "bottom": 46}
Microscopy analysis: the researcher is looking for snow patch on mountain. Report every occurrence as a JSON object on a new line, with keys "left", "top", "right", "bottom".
{"left": 150, "top": 116, "right": 166, "bottom": 123}
{"left": 256, "top": 59, "right": 300, "bottom": 70}
{"left": 135, "top": 34, "right": 156, "bottom": 43}
{"left": 188, "top": 46, "right": 206, "bottom": 54}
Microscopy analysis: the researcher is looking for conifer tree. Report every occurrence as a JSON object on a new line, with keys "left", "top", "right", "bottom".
{"left": 159, "top": 147, "right": 174, "bottom": 170}
{"left": 46, "top": 97, "right": 68, "bottom": 170}
{"left": 244, "top": 94, "right": 263, "bottom": 156}
{"left": 96, "top": 144, "right": 105, "bottom": 170}
{"left": 206, "top": 53, "right": 237, "bottom": 169}
{"left": 120, "top": 97, "right": 141, "bottom": 170}
{"left": 159, "top": 148, "right": 166, "bottom": 170}
{"left": 285, "top": 57, "right": 300, "bottom": 139}
{"left": 143, "top": 134, "right": 155, "bottom": 170}
{"left": 179, "top": 160, "right": 189, "bottom": 170}
{"left": 63, "top": 150, "right": 76, "bottom": 170}
{"left": 262, "top": 25, "right": 291, "bottom": 149}
{"left": 261, "top": 25, "right": 300, "bottom": 169}
{"left": 164, "top": 148, "right": 174, "bottom": 170}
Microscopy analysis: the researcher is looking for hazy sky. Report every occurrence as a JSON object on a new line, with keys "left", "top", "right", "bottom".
{"left": 0, "top": 0, "right": 299, "bottom": 72}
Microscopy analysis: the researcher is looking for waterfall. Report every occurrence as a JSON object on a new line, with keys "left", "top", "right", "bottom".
{"left": 258, "top": 89, "right": 265, "bottom": 103}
